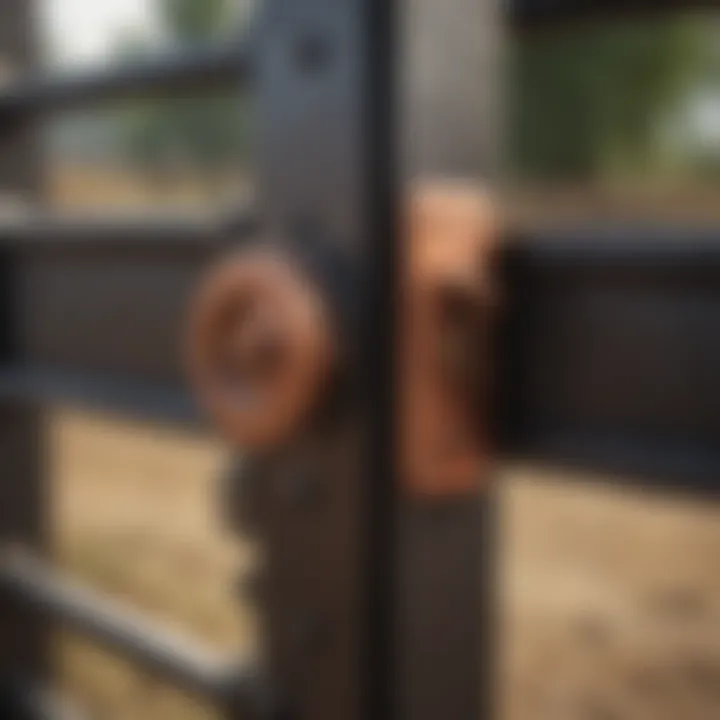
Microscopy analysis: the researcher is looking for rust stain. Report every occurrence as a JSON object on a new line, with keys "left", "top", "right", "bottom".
{"left": 400, "top": 180, "right": 499, "bottom": 499}
{"left": 187, "top": 251, "right": 334, "bottom": 450}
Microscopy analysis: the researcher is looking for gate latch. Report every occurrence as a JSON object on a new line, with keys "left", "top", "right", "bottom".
{"left": 400, "top": 181, "right": 499, "bottom": 499}
{"left": 185, "top": 182, "right": 498, "bottom": 499}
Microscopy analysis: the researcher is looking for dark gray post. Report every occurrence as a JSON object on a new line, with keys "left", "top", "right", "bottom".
{"left": 0, "top": 0, "right": 48, "bottom": 699}
{"left": 399, "top": 1, "right": 501, "bottom": 720}
{"left": 249, "top": 0, "right": 397, "bottom": 718}
{"left": 402, "top": 0, "right": 502, "bottom": 177}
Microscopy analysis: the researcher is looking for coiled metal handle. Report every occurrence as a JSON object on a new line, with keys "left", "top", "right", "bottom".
{"left": 187, "top": 250, "right": 334, "bottom": 449}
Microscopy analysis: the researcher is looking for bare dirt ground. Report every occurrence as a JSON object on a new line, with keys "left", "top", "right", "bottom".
{"left": 50, "top": 408, "right": 720, "bottom": 720}
{"left": 502, "top": 467, "right": 720, "bottom": 720}
{"left": 46, "top": 165, "right": 247, "bottom": 213}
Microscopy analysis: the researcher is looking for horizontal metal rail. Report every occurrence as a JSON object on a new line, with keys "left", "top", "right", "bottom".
{"left": 0, "top": 680, "right": 86, "bottom": 720}
{"left": 0, "top": 552, "right": 259, "bottom": 710}
{"left": 0, "top": 207, "right": 257, "bottom": 250}
{"left": 506, "top": 222, "right": 720, "bottom": 265}
{"left": 497, "top": 224, "right": 720, "bottom": 494}
{"left": 0, "top": 365, "right": 199, "bottom": 425}
{"left": 0, "top": 42, "right": 251, "bottom": 118}
{"left": 0, "top": 218, "right": 717, "bottom": 492}
{"left": 512, "top": 0, "right": 720, "bottom": 26}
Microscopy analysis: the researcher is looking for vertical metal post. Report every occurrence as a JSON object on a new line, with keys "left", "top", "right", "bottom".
{"left": 398, "top": 2, "right": 501, "bottom": 720}
{"left": 0, "top": 0, "right": 48, "bottom": 702}
{"left": 251, "top": 0, "right": 498, "bottom": 718}
{"left": 250, "top": 0, "right": 397, "bottom": 718}
{"left": 0, "top": 1, "right": 42, "bottom": 195}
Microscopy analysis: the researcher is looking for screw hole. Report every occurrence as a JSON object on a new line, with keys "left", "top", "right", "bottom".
{"left": 294, "top": 35, "right": 331, "bottom": 74}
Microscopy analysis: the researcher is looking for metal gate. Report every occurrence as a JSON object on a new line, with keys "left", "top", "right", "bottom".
{"left": 0, "top": 0, "right": 717, "bottom": 719}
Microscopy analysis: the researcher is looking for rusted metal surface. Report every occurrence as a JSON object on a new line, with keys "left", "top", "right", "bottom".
{"left": 400, "top": 181, "right": 498, "bottom": 498}
{"left": 187, "top": 250, "right": 335, "bottom": 449}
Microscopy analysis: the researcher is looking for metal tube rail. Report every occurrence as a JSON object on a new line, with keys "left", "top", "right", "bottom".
{"left": 0, "top": 679, "right": 86, "bottom": 720}
{"left": 496, "top": 225, "right": 720, "bottom": 494}
{"left": 0, "top": 366, "right": 199, "bottom": 426}
{"left": 0, "top": 552, "right": 259, "bottom": 710}
{"left": 507, "top": 223, "right": 720, "bottom": 267}
{"left": 0, "top": 208, "right": 257, "bottom": 249}
{"left": 0, "top": 43, "right": 251, "bottom": 118}
{"left": 511, "top": 0, "right": 720, "bottom": 27}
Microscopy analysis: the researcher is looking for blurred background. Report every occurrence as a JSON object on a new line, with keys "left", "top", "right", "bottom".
{"left": 10, "top": 1, "right": 720, "bottom": 718}
{"left": 40, "top": 0, "right": 254, "bottom": 213}
{"left": 510, "top": 13, "right": 720, "bottom": 225}
{"left": 37, "top": 2, "right": 720, "bottom": 216}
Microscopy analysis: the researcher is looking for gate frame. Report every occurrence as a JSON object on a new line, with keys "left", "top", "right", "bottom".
{"left": 0, "top": 1, "right": 718, "bottom": 719}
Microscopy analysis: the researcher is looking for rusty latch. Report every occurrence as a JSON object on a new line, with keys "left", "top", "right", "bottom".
{"left": 400, "top": 181, "right": 499, "bottom": 499}
{"left": 186, "top": 183, "right": 497, "bottom": 488}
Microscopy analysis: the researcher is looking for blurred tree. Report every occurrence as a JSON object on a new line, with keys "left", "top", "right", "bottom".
{"left": 159, "top": 0, "right": 240, "bottom": 42}
{"left": 117, "top": 0, "right": 249, "bottom": 194}
{"left": 513, "top": 17, "right": 716, "bottom": 185}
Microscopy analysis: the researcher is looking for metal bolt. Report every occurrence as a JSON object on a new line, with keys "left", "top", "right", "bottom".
{"left": 293, "top": 35, "right": 331, "bottom": 74}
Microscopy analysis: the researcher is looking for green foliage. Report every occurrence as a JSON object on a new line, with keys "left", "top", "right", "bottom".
{"left": 118, "top": 0, "right": 247, "bottom": 183}
{"left": 513, "top": 17, "right": 713, "bottom": 184}
{"left": 121, "top": 93, "right": 248, "bottom": 175}
{"left": 159, "top": 0, "right": 235, "bottom": 44}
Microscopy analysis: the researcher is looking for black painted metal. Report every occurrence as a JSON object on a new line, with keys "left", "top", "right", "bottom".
{"left": 0, "top": 212, "right": 253, "bottom": 424}
{"left": 511, "top": 0, "right": 720, "bottom": 26}
{"left": 0, "top": 403, "right": 48, "bottom": 688}
{"left": 0, "top": 210, "right": 257, "bottom": 426}
{"left": 0, "top": 0, "right": 49, "bottom": 702}
{"left": 0, "top": 365, "right": 198, "bottom": 424}
{"left": 0, "top": 210, "right": 256, "bottom": 248}
{"left": 248, "top": 0, "right": 397, "bottom": 718}
{"left": 0, "top": 553, "right": 257, "bottom": 709}
{"left": 0, "top": 43, "right": 250, "bottom": 118}
{"left": 0, "top": 679, "right": 86, "bottom": 720}
{"left": 13, "top": 239, "right": 216, "bottom": 389}
{"left": 497, "top": 225, "right": 720, "bottom": 493}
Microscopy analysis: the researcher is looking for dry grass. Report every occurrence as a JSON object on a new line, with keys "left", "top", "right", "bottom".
{"left": 46, "top": 165, "right": 247, "bottom": 213}
{"left": 49, "top": 409, "right": 720, "bottom": 719}
{"left": 51, "top": 408, "right": 254, "bottom": 720}
{"left": 503, "top": 467, "right": 720, "bottom": 720}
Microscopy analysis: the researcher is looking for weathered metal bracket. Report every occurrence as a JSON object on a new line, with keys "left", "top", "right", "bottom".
{"left": 400, "top": 181, "right": 499, "bottom": 499}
